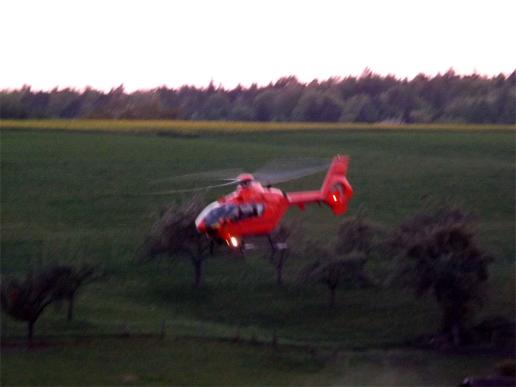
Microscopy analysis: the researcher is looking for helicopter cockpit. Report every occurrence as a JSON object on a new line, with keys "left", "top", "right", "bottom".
{"left": 195, "top": 201, "right": 265, "bottom": 231}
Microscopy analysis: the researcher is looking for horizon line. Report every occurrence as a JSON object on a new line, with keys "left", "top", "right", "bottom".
{"left": 2, "top": 68, "right": 515, "bottom": 94}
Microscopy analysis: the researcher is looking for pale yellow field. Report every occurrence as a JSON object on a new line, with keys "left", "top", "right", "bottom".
{"left": 1, "top": 119, "right": 514, "bottom": 133}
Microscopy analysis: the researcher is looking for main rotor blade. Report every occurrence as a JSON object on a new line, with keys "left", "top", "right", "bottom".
{"left": 148, "top": 158, "right": 331, "bottom": 193}
{"left": 146, "top": 180, "right": 237, "bottom": 195}
{"left": 151, "top": 168, "right": 243, "bottom": 185}
{"left": 253, "top": 158, "right": 331, "bottom": 185}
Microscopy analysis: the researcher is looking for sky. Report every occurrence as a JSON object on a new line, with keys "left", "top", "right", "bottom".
{"left": 1, "top": 0, "right": 515, "bottom": 92}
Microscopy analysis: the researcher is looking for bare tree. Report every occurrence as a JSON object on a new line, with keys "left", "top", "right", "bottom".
{"left": 1, "top": 271, "right": 55, "bottom": 343}
{"left": 139, "top": 196, "right": 211, "bottom": 287}
{"left": 386, "top": 207, "right": 493, "bottom": 345}
{"left": 51, "top": 264, "right": 102, "bottom": 321}
{"left": 299, "top": 214, "right": 378, "bottom": 308}
{"left": 1, "top": 264, "right": 97, "bottom": 342}
{"left": 1, "top": 264, "right": 102, "bottom": 342}
{"left": 299, "top": 246, "right": 370, "bottom": 309}
{"left": 266, "top": 219, "right": 303, "bottom": 286}
{"left": 335, "top": 212, "right": 379, "bottom": 256}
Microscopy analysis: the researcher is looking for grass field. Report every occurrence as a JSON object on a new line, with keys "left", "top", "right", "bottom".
{"left": 1, "top": 120, "right": 515, "bottom": 385}
{"left": 2, "top": 337, "right": 505, "bottom": 386}
{"left": 2, "top": 119, "right": 515, "bottom": 134}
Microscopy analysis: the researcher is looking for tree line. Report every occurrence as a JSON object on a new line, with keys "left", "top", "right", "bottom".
{"left": 1, "top": 69, "right": 514, "bottom": 123}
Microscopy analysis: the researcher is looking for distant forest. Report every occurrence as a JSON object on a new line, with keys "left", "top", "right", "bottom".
{"left": 1, "top": 69, "right": 515, "bottom": 123}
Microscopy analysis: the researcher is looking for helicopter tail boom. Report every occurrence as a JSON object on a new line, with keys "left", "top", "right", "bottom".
{"left": 286, "top": 155, "right": 352, "bottom": 215}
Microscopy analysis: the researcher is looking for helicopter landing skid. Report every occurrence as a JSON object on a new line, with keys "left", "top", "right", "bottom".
{"left": 241, "top": 241, "right": 287, "bottom": 251}
{"left": 239, "top": 236, "right": 288, "bottom": 254}
{"left": 242, "top": 242, "right": 256, "bottom": 251}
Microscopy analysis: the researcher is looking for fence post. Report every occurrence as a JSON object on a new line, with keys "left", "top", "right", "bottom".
{"left": 233, "top": 325, "right": 241, "bottom": 343}
{"left": 160, "top": 320, "right": 166, "bottom": 340}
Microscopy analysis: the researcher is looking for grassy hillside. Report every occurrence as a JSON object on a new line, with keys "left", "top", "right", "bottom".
{"left": 1, "top": 122, "right": 514, "bottom": 385}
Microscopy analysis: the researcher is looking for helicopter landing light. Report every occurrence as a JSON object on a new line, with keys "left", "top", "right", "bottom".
{"left": 228, "top": 236, "right": 240, "bottom": 248}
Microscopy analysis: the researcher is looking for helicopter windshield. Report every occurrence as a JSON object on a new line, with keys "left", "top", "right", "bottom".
{"left": 195, "top": 201, "right": 265, "bottom": 229}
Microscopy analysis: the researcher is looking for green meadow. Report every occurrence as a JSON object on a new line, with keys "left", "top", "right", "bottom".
{"left": 1, "top": 121, "right": 514, "bottom": 385}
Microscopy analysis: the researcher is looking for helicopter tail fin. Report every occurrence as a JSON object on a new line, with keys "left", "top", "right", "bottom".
{"left": 286, "top": 155, "right": 353, "bottom": 215}
{"left": 320, "top": 155, "right": 353, "bottom": 215}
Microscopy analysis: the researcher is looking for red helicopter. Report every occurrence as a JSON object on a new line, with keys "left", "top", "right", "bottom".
{"left": 192, "top": 155, "right": 353, "bottom": 249}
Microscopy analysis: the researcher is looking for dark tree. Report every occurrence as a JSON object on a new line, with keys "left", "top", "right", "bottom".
{"left": 291, "top": 90, "right": 322, "bottom": 121}
{"left": 139, "top": 197, "right": 211, "bottom": 287}
{"left": 1, "top": 271, "right": 55, "bottom": 342}
{"left": 300, "top": 214, "right": 378, "bottom": 308}
{"left": 299, "top": 246, "right": 370, "bottom": 309}
{"left": 386, "top": 207, "right": 493, "bottom": 345}
{"left": 272, "top": 76, "right": 304, "bottom": 121}
{"left": 335, "top": 213, "right": 379, "bottom": 256}
{"left": 0, "top": 91, "right": 28, "bottom": 118}
{"left": 1, "top": 264, "right": 101, "bottom": 342}
{"left": 266, "top": 220, "right": 303, "bottom": 286}
{"left": 50, "top": 264, "right": 101, "bottom": 321}
{"left": 253, "top": 90, "right": 276, "bottom": 121}
{"left": 202, "top": 92, "right": 231, "bottom": 120}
